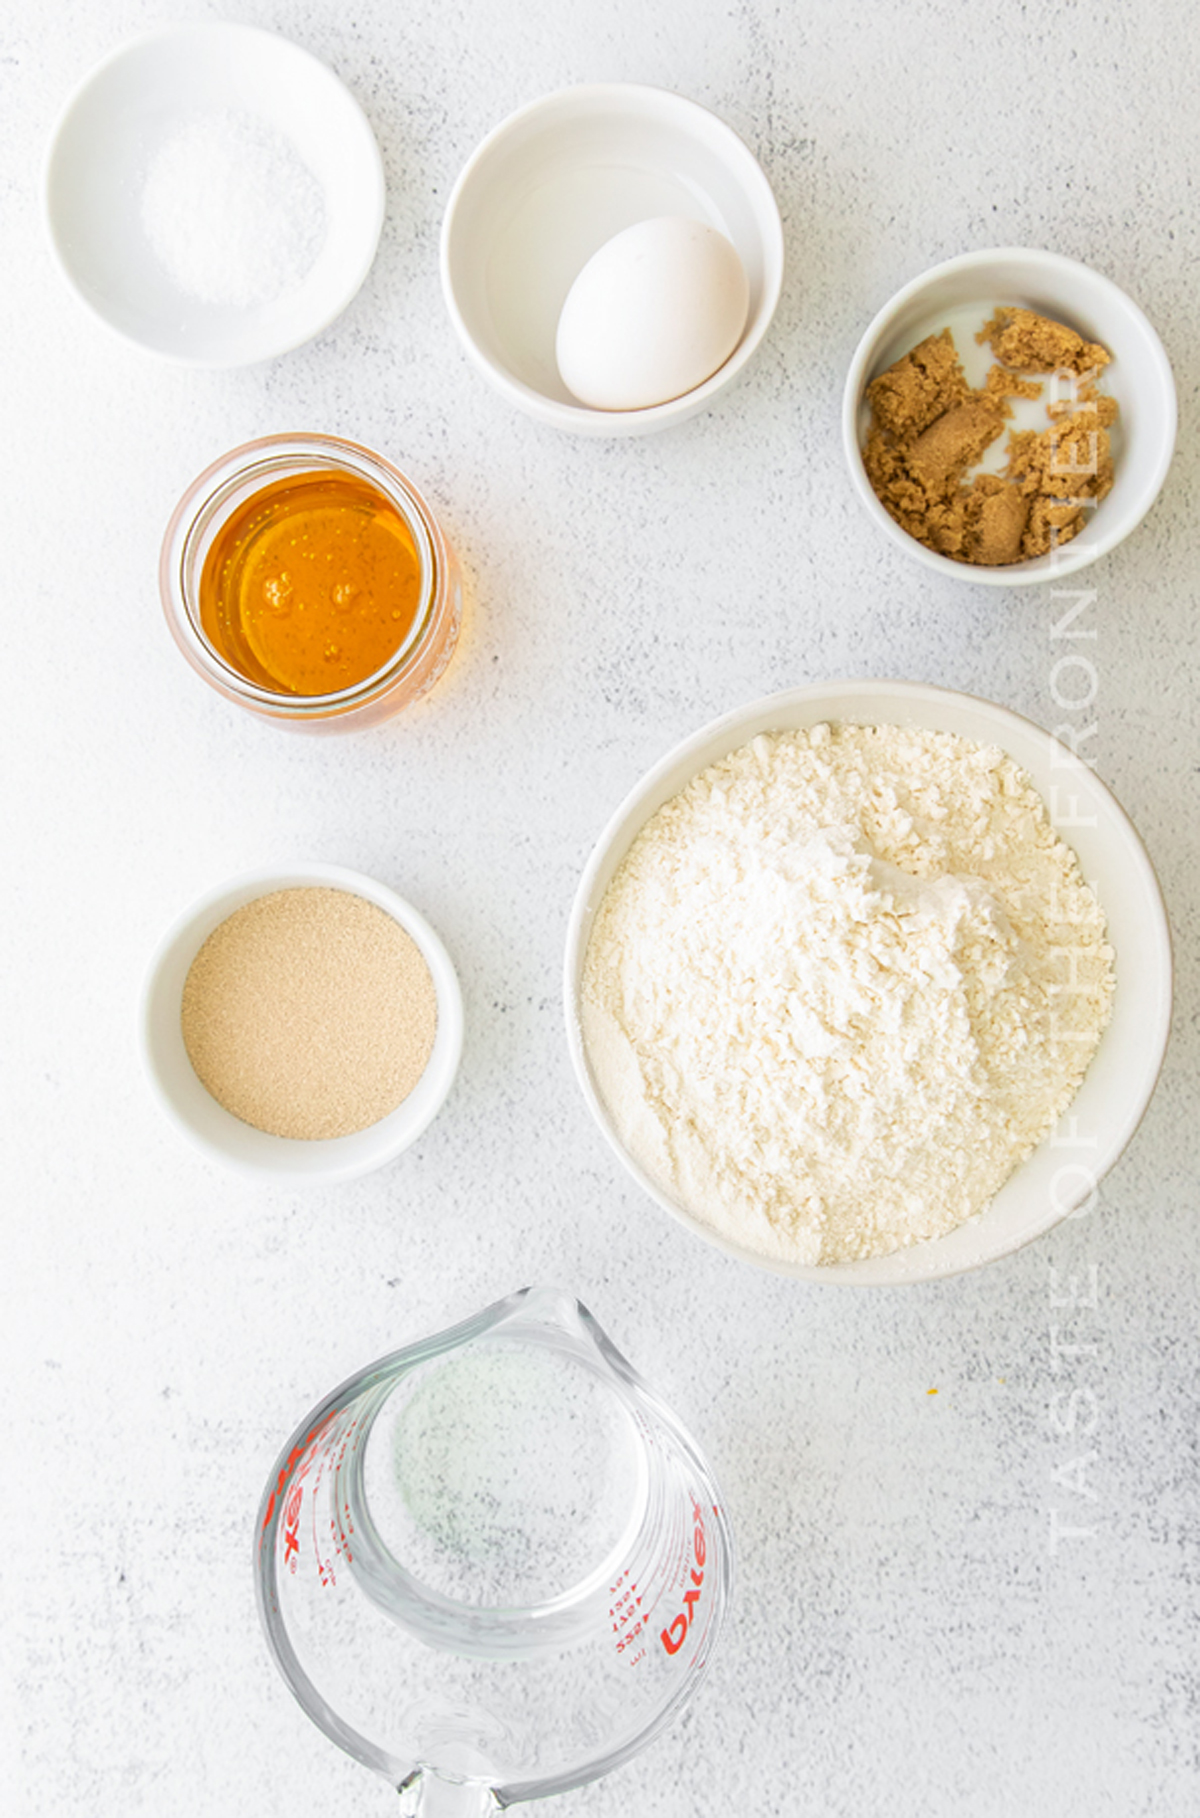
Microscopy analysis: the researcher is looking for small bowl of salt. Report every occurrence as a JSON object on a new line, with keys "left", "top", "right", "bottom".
{"left": 43, "top": 23, "right": 385, "bottom": 367}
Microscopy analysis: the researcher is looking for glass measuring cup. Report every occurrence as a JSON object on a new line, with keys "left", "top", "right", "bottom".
{"left": 255, "top": 1287, "right": 732, "bottom": 1814}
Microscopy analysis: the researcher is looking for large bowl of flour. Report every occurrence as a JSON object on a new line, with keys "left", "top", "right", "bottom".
{"left": 564, "top": 680, "right": 1171, "bottom": 1284}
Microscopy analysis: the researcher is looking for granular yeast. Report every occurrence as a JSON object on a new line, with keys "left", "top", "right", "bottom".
{"left": 181, "top": 887, "right": 437, "bottom": 1139}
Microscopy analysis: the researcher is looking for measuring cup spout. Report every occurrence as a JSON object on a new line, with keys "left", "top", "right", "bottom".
{"left": 397, "top": 1767, "right": 499, "bottom": 1816}
{"left": 487, "top": 1284, "right": 593, "bottom": 1343}
{"left": 494, "top": 1287, "right": 642, "bottom": 1385}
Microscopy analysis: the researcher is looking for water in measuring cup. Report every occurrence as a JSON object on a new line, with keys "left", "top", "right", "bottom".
{"left": 257, "top": 1291, "right": 733, "bottom": 1803}
{"left": 361, "top": 1336, "right": 648, "bottom": 1610}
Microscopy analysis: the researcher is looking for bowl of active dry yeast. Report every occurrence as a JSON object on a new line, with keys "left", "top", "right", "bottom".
{"left": 843, "top": 248, "right": 1176, "bottom": 585}
{"left": 140, "top": 865, "right": 463, "bottom": 1182}
{"left": 565, "top": 681, "right": 1172, "bottom": 1284}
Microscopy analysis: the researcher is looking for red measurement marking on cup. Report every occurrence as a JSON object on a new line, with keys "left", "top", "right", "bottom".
{"left": 261, "top": 1406, "right": 340, "bottom": 1534}
{"left": 282, "top": 1481, "right": 304, "bottom": 1568}
{"left": 259, "top": 1406, "right": 351, "bottom": 1582}
{"left": 659, "top": 1499, "right": 708, "bottom": 1657}
{"left": 610, "top": 1569, "right": 647, "bottom": 1665}
{"left": 314, "top": 1413, "right": 366, "bottom": 1586}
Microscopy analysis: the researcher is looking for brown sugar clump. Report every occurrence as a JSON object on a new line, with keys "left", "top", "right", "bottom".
{"left": 908, "top": 399, "right": 1007, "bottom": 494}
{"left": 984, "top": 364, "right": 1042, "bottom": 403}
{"left": 861, "top": 307, "right": 1116, "bottom": 567}
{"left": 1005, "top": 393, "right": 1118, "bottom": 556}
{"left": 863, "top": 382, "right": 1008, "bottom": 561}
{"left": 866, "top": 329, "right": 969, "bottom": 439}
{"left": 964, "top": 475, "right": 1030, "bottom": 565}
{"left": 978, "top": 306, "right": 1110, "bottom": 377}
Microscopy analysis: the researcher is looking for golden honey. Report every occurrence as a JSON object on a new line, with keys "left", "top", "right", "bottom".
{"left": 198, "top": 469, "right": 424, "bottom": 696}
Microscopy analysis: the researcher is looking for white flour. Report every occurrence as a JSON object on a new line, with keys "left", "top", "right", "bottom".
{"left": 581, "top": 723, "right": 1114, "bottom": 1264}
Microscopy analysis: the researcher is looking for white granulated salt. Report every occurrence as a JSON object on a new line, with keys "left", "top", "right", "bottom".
{"left": 140, "top": 111, "right": 326, "bottom": 309}
{"left": 581, "top": 723, "right": 1115, "bottom": 1265}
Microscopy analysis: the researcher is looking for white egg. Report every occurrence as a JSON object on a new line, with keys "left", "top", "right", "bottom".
{"left": 555, "top": 216, "right": 750, "bottom": 412}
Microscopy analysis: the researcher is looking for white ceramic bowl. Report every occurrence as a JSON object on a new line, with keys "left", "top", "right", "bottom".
{"left": 440, "top": 84, "right": 784, "bottom": 436}
{"left": 842, "top": 249, "right": 1177, "bottom": 586}
{"left": 140, "top": 865, "right": 463, "bottom": 1183}
{"left": 43, "top": 24, "right": 385, "bottom": 367}
{"left": 565, "top": 680, "right": 1172, "bottom": 1284}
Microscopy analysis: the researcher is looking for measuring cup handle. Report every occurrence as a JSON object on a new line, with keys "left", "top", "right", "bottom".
{"left": 396, "top": 1769, "right": 500, "bottom": 1817}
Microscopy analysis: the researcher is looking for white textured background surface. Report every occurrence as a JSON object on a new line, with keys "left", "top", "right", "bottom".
{"left": 3, "top": 2, "right": 1198, "bottom": 1814}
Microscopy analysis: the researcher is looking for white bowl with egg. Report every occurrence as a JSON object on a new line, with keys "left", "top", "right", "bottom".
{"left": 564, "top": 680, "right": 1172, "bottom": 1284}
{"left": 440, "top": 84, "right": 784, "bottom": 435}
{"left": 842, "top": 248, "right": 1177, "bottom": 585}
{"left": 43, "top": 24, "right": 385, "bottom": 367}
{"left": 140, "top": 864, "right": 463, "bottom": 1183}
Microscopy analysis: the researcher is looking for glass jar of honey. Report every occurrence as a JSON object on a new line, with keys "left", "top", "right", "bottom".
{"left": 160, "top": 435, "right": 462, "bottom": 730}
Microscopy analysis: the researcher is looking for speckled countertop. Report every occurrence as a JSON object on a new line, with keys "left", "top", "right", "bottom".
{"left": 3, "top": 2, "right": 1198, "bottom": 1814}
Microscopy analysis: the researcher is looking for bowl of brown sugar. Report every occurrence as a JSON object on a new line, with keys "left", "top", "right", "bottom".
{"left": 842, "top": 248, "right": 1176, "bottom": 585}
{"left": 140, "top": 864, "right": 463, "bottom": 1181}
